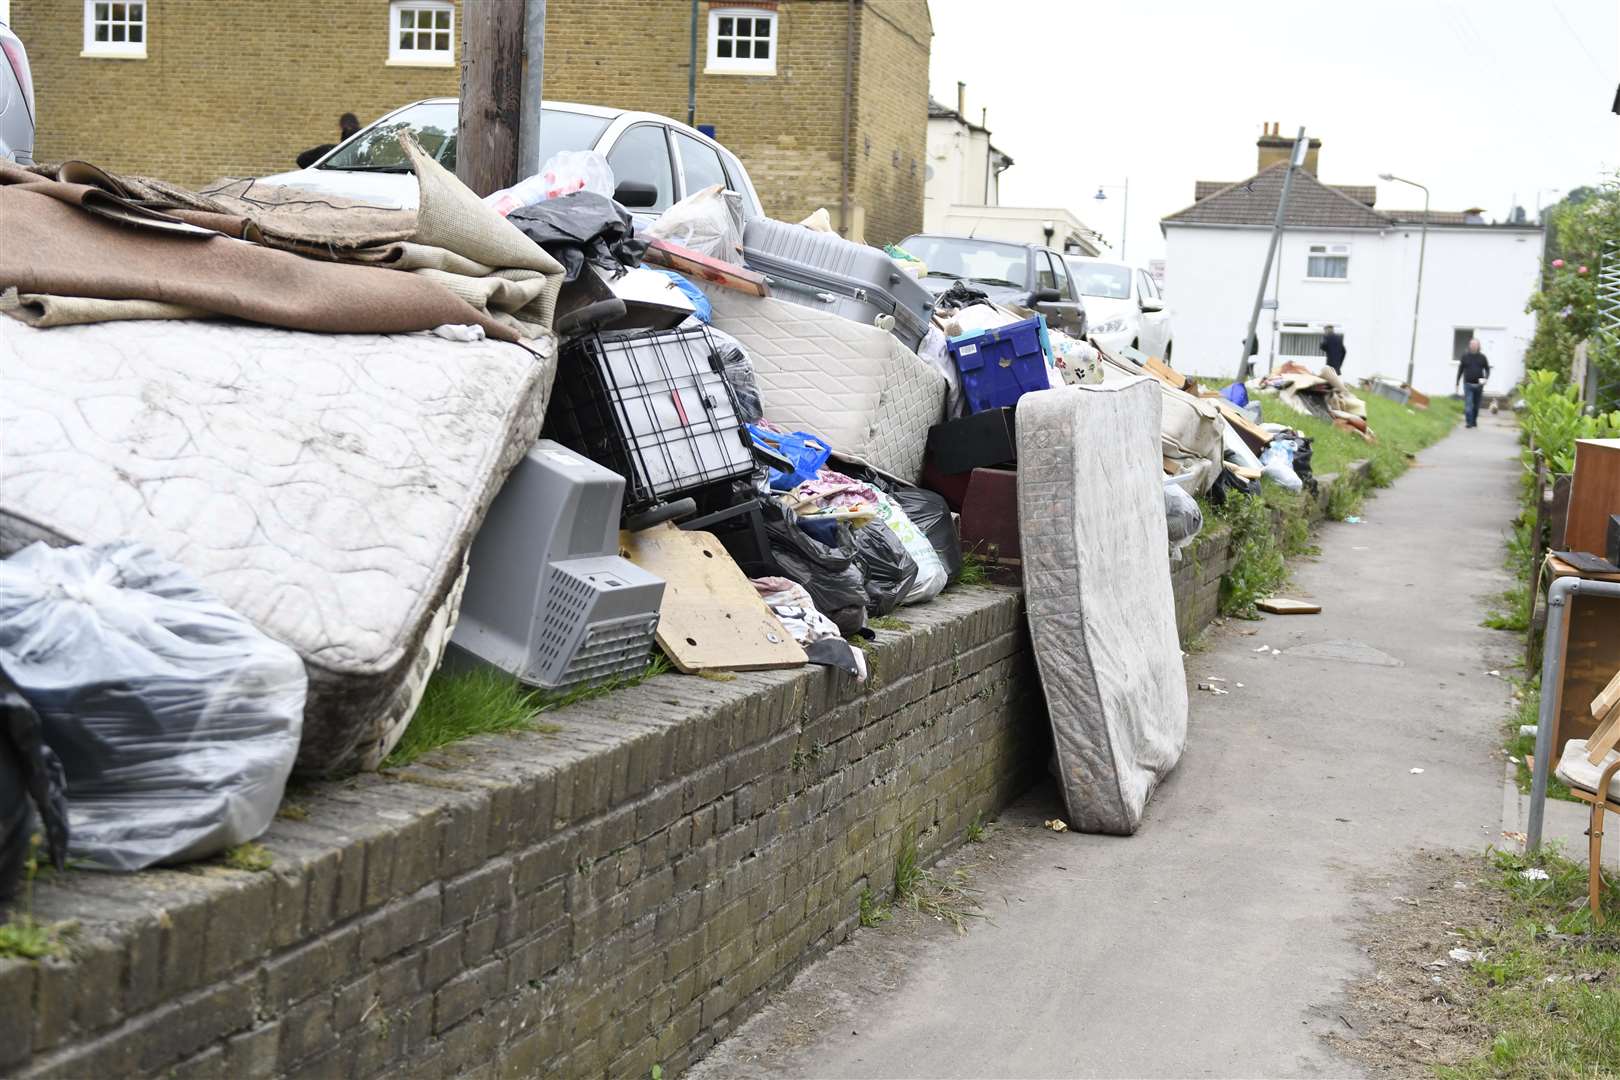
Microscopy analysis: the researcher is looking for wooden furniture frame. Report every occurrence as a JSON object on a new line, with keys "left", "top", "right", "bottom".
{"left": 1566, "top": 670, "right": 1620, "bottom": 926}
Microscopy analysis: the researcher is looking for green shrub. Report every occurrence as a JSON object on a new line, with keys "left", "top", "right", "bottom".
{"left": 1215, "top": 493, "right": 1288, "bottom": 618}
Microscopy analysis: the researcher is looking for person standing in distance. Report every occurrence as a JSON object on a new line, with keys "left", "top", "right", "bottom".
{"left": 1456, "top": 338, "right": 1491, "bottom": 428}
{"left": 1319, "top": 324, "right": 1346, "bottom": 375}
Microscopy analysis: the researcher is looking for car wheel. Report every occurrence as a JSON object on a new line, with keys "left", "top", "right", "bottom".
{"left": 1164, "top": 341, "right": 1173, "bottom": 362}
{"left": 1130, "top": 339, "right": 1139, "bottom": 352}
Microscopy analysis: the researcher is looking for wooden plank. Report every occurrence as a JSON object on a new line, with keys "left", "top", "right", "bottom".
{"left": 1214, "top": 399, "right": 1274, "bottom": 453}
{"left": 642, "top": 238, "right": 769, "bottom": 295}
{"left": 1593, "top": 667, "right": 1620, "bottom": 720}
{"left": 1143, "top": 354, "right": 1191, "bottom": 392}
{"left": 1256, "top": 597, "right": 1322, "bottom": 615}
{"left": 1587, "top": 699, "right": 1620, "bottom": 764}
{"left": 621, "top": 523, "right": 806, "bottom": 673}
{"left": 1565, "top": 439, "right": 1620, "bottom": 555}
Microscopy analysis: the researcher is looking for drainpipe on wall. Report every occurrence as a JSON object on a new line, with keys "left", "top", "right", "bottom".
{"left": 840, "top": 0, "right": 855, "bottom": 238}
{"left": 687, "top": 0, "right": 698, "bottom": 127}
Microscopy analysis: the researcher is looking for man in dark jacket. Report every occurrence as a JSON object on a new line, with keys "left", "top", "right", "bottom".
{"left": 1456, "top": 338, "right": 1491, "bottom": 428}
{"left": 295, "top": 113, "right": 360, "bottom": 170}
{"left": 1319, "top": 325, "right": 1346, "bottom": 374}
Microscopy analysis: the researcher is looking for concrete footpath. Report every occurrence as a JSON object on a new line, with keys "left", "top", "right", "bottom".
{"left": 691, "top": 413, "right": 1524, "bottom": 1079}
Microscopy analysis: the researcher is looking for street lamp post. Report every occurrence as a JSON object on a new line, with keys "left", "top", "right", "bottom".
{"left": 1380, "top": 172, "right": 1429, "bottom": 389}
{"left": 1093, "top": 180, "right": 1129, "bottom": 261}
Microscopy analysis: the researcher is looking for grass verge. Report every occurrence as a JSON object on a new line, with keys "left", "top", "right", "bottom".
{"left": 1213, "top": 490, "right": 1289, "bottom": 619}
{"left": 383, "top": 654, "right": 669, "bottom": 768}
{"left": 1256, "top": 393, "right": 1463, "bottom": 478}
{"left": 1434, "top": 848, "right": 1620, "bottom": 1079}
{"left": 890, "top": 826, "right": 983, "bottom": 933}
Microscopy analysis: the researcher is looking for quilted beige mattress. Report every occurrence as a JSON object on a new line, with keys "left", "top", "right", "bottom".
{"left": 0, "top": 319, "right": 556, "bottom": 774}
{"left": 698, "top": 285, "right": 945, "bottom": 482}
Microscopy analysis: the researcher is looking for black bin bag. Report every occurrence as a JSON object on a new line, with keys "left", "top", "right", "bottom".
{"left": 0, "top": 673, "right": 69, "bottom": 904}
{"left": 0, "top": 542, "right": 308, "bottom": 872}
{"left": 758, "top": 502, "right": 869, "bottom": 636}
{"left": 852, "top": 521, "right": 917, "bottom": 618}
{"left": 889, "top": 484, "right": 962, "bottom": 581}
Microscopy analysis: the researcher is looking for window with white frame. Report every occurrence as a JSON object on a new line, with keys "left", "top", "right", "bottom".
{"left": 1306, "top": 243, "right": 1349, "bottom": 279}
{"left": 82, "top": 0, "right": 146, "bottom": 58}
{"left": 390, "top": 1, "right": 454, "bottom": 66}
{"left": 707, "top": 7, "right": 777, "bottom": 75}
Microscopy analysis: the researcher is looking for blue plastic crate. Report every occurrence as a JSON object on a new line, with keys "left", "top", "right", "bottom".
{"left": 947, "top": 316, "right": 1051, "bottom": 414}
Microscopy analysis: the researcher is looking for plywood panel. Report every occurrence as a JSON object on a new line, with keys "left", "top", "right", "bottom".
{"left": 621, "top": 523, "right": 806, "bottom": 673}
{"left": 1565, "top": 439, "right": 1620, "bottom": 556}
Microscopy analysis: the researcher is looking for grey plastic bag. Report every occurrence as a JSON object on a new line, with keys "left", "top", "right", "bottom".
{"left": 0, "top": 542, "right": 307, "bottom": 871}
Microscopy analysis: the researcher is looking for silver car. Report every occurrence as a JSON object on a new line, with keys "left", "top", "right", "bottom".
{"left": 0, "top": 19, "right": 34, "bottom": 165}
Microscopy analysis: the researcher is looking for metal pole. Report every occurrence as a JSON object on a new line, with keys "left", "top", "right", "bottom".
{"left": 1120, "top": 178, "right": 1129, "bottom": 263}
{"left": 1405, "top": 183, "right": 1429, "bottom": 388}
{"left": 516, "top": 0, "right": 546, "bottom": 179}
{"left": 687, "top": 0, "right": 698, "bottom": 127}
{"left": 1527, "top": 577, "right": 1620, "bottom": 851}
{"left": 1237, "top": 126, "right": 1305, "bottom": 383}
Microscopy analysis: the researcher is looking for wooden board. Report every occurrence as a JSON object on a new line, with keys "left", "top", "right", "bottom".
{"left": 1593, "top": 667, "right": 1620, "bottom": 720}
{"left": 1214, "top": 399, "right": 1274, "bottom": 454}
{"left": 1549, "top": 587, "right": 1620, "bottom": 759}
{"left": 1257, "top": 597, "right": 1321, "bottom": 615}
{"left": 621, "top": 523, "right": 806, "bottom": 673}
{"left": 1143, "top": 354, "right": 1191, "bottom": 393}
{"left": 642, "top": 238, "right": 769, "bottom": 296}
{"left": 1565, "top": 439, "right": 1620, "bottom": 557}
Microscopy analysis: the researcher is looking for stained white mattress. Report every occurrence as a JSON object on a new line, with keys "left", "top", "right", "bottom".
{"left": 1016, "top": 379, "right": 1188, "bottom": 834}
{"left": 698, "top": 285, "right": 944, "bottom": 482}
{"left": 0, "top": 319, "right": 556, "bottom": 774}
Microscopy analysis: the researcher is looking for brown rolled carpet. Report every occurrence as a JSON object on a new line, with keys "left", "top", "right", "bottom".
{"left": 0, "top": 184, "right": 520, "bottom": 341}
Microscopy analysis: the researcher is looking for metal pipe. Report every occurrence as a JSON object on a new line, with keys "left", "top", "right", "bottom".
{"left": 516, "top": 0, "right": 547, "bottom": 179}
{"left": 687, "top": 0, "right": 698, "bottom": 127}
{"left": 1238, "top": 126, "right": 1305, "bottom": 382}
{"left": 1528, "top": 576, "right": 1620, "bottom": 850}
{"left": 1382, "top": 173, "right": 1430, "bottom": 389}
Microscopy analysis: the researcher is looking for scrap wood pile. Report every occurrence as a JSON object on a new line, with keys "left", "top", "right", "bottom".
{"left": 0, "top": 142, "right": 1324, "bottom": 894}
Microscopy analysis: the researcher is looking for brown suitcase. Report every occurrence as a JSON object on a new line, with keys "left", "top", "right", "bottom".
{"left": 959, "top": 467, "right": 1019, "bottom": 564}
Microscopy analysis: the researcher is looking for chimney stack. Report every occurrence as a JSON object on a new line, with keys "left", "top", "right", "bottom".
{"left": 1257, "top": 122, "right": 1321, "bottom": 175}
{"left": 957, "top": 81, "right": 966, "bottom": 118}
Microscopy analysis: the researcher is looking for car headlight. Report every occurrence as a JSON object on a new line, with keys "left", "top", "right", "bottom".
{"left": 1093, "top": 318, "right": 1128, "bottom": 335}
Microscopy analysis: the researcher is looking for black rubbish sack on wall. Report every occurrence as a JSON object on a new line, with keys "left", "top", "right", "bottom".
{"left": 759, "top": 502, "right": 868, "bottom": 636}
{"left": 0, "top": 542, "right": 308, "bottom": 872}
{"left": 852, "top": 521, "right": 918, "bottom": 618}
{"left": 889, "top": 484, "right": 962, "bottom": 581}
{"left": 0, "top": 671, "right": 69, "bottom": 905}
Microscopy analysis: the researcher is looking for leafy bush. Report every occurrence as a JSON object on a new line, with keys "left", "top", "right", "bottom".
{"left": 1215, "top": 493, "right": 1288, "bottom": 618}
{"left": 1518, "top": 370, "right": 1620, "bottom": 479}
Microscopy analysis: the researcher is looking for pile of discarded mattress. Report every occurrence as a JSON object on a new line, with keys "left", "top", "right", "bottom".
{"left": 1, "top": 141, "right": 1256, "bottom": 885}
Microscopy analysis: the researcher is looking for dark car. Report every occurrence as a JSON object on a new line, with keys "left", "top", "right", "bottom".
{"left": 898, "top": 233, "right": 1088, "bottom": 338}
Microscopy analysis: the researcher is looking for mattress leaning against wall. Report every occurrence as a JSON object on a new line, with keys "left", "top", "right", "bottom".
{"left": 0, "top": 319, "right": 559, "bottom": 775}
{"left": 697, "top": 284, "right": 945, "bottom": 483}
{"left": 1016, "top": 379, "right": 1189, "bottom": 834}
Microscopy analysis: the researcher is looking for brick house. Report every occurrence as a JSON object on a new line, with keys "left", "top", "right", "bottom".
{"left": 12, "top": 0, "right": 931, "bottom": 243}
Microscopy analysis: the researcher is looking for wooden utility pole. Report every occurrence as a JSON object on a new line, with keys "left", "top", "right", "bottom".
{"left": 457, "top": 1, "right": 532, "bottom": 197}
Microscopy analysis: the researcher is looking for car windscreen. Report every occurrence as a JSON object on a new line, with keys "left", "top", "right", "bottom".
{"left": 321, "top": 102, "right": 458, "bottom": 171}
{"left": 1073, "top": 263, "right": 1133, "bottom": 300}
{"left": 900, "top": 236, "right": 1029, "bottom": 289}
{"left": 319, "top": 105, "right": 611, "bottom": 174}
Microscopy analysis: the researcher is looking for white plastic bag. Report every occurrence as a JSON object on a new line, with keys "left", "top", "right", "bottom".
{"left": 644, "top": 184, "right": 745, "bottom": 263}
{"left": 0, "top": 542, "right": 306, "bottom": 871}
{"left": 871, "top": 491, "right": 947, "bottom": 604}
{"left": 799, "top": 208, "right": 835, "bottom": 233}
{"left": 1260, "top": 441, "right": 1303, "bottom": 491}
{"left": 1164, "top": 481, "right": 1205, "bottom": 560}
{"left": 484, "top": 149, "right": 616, "bottom": 217}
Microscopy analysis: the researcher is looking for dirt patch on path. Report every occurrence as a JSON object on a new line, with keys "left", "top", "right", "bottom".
{"left": 1327, "top": 849, "right": 1505, "bottom": 1077}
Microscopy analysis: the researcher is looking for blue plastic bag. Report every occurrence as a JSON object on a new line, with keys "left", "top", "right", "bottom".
{"left": 651, "top": 269, "right": 711, "bottom": 324}
{"left": 748, "top": 426, "right": 832, "bottom": 491}
{"left": 1221, "top": 382, "right": 1249, "bottom": 407}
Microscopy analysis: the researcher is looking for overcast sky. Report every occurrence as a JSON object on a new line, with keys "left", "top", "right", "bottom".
{"left": 927, "top": 0, "right": 1617, "bottom": 265}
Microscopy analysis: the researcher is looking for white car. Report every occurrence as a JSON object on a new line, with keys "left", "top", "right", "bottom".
{"left": 259, "top": 98, "right": 764, "bottom": 224}
{"left": 1063, "top": 256, "right": 1172, "bottom": 361}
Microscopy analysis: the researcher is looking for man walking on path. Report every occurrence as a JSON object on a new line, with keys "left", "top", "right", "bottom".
{"left": 1320, "top": 324, "right": 1347, "bottom": 374}
{"left": 1456, "top": 338, "right": 1491, "bottom": 428}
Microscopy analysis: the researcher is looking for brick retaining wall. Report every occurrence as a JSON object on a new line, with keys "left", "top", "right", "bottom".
{"left": 4, "top": 589, "right": 1042, "bottom": 1079}
{"left": 2, "top": 461, "right": 1368, "bottom": 1078}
